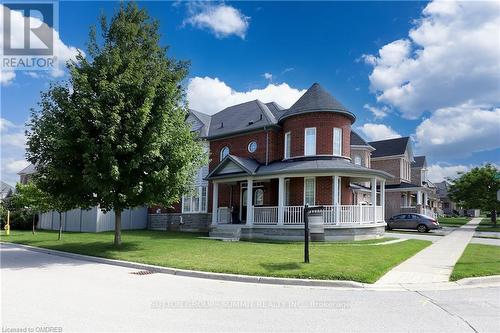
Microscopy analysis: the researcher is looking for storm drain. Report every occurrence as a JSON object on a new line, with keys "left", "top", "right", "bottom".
{"left": 130, "top": 270, "right": 155, "bottom": 275}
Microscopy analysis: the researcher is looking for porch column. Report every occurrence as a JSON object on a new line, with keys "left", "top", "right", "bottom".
{"left": 371, "top": 177, "right": 377, "bottom": 221}
{"left": 417, "top": 190, "right": 422, "bottom": 205}
{"left": 423, "top": 192, "right": 428, "bottom": 207}
{"left": 277, "top": 177, "right": 285, "bottom": 225}
{"left": 246, "top": 178, "right": 253, "bottom": 225}
{"left": 211, "top": 182, "right": 219, "bottom": 225}
{"left": 333, "top": 175, "right": 340, "bottom": 223}
{"left": 380, "top": 180, "right": 386, "bottom": 221}
{"left": 403, "top": 192, "right": 409, "bottom": 207}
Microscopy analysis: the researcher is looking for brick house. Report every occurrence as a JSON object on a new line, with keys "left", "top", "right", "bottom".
{"left": 368, "top": 138, "right": 439, "bottom": 219}
{"left": 152, "top": 83, "right": 393, "bottom": 240}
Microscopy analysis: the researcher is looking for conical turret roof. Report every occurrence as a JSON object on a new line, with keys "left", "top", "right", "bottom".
{"left": 280, "top": 83, "right": 355, "bottom": 122}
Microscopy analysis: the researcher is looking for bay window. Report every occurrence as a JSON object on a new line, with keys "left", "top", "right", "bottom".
{"left": 304, "top": 128, "right": 316, "bottom": 156}
{"left": 182, "top": 186, "right": 208, "bottom": 213}
{"left": 333, "top": 127, "right": 342, "bottom": 156}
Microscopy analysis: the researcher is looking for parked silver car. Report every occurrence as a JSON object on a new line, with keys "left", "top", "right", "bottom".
{"left": 386, "top": 213, "right": 441, "bottom": 233}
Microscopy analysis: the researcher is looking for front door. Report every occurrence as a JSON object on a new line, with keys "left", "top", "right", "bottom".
{"left": 241, "top": 189, "right": 248, "bottom": 222}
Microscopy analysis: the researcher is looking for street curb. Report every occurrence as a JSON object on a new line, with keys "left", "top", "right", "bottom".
{"left": 3, "top": 242, "right": 499, "bottom": 290}
{"left": 1, "top": 242, "right": 366, "bottom": 289}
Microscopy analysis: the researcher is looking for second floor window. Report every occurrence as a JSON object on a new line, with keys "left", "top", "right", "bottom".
{"left": 220, "top": 146, "right": 230, "bottom": 161}
{"left": 354, "top": 155, "right": 362, "bottom": 166}
{"left": 284, "top": 132, "right": 291, "bottom": 159}
{"left": 333, "top": 127, "right": 342, "bottom": 156}
{"left": 304, "top": 128, "right": 316, "bottom": 156}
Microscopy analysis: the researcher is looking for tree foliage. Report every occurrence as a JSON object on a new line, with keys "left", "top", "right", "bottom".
{"left": 26, "top": 2, "right": 205, "bottom": 245}
{"left": 448, "top": 164, "right": 500, "bottom": 223}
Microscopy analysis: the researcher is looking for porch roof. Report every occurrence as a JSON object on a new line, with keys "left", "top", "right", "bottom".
{"left": 206, "top": 156, "right": 393, "bottom": 181}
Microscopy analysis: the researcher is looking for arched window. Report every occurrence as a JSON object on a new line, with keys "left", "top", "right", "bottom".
{"left": 254, "top": 189, "right": 264, "bottom": 206}
{"left": 354, "top": 155, "right": 362, "bottom": 166}
{"left": 220, "top": 146, "right": 230, "bottom": 161}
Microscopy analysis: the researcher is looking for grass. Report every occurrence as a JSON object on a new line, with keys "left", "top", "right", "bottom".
{"left": 0, "top": 230, "right": 430, "bottom": 283}
{"left": 437, "top": 217, "right": 471, "bottom": 227}
{"left": 476, "top": 218, "right": 500, "bottom": 233}
{"left": 450, "top": 244, "right": 500, "bottom": 281}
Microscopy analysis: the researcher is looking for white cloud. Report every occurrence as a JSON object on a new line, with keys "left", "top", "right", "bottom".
{"left": 363, "top": 1, "right": 500, "bottom": 119}
{"left": 357, "top": 123, "right": 401, "bottom": 142}
{"left": 427, "top": 164, "right": 468, "bottom": 183}
{"left": 0, "top": 117, "right": 28, "bottom": 185}
{"left": 186, "top": 76, "right": 306, "bottom": 114}
{"left": 363, "top": 104, "right": 390, "bottom": 119}
{"left": 263, "top": 72, "right": 273, "bottom": 81}
{"left": 0, "top": 4, "right": 82, "bottom": 85}
{"left": 183, "top": 3, "right": 249, "bottom": 39}
{"left": 415, "top": 104, "right": 500, "bottom": 158}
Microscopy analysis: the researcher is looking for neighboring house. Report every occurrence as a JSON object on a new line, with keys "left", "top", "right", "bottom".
{"left": 0, "top": 181, "right": 15, "bottom": 202}
{"left": 369, "top": 138, "right": 437, "bottom": 219}
{"left": 150, "top": 83, "right": 392, "bottom": 241}
{"left": 18, "top": 165, "right": 147, "bottom": 232}
{"left": 436, "top": 181, "right": 458, "bottom": 215}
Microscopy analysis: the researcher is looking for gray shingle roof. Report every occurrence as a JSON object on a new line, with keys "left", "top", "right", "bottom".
{"left": 189, "top": 109, "right": 211, "bottom": 137}
{"left": 207, "top": 157, "right": 392, "bottom": 180}
{"left": 1, "top": 181, "right": 15, "bottom": 196}
{"left": 350, "top": 131, "right": 373, "bottom": 148}
{"left": 265, "top": 102, "right": 286, "bottom": 119}
{"left": 369, "top": 137, "right": 410, "bottom": 158}
{"left": 18, "top": 163, "right": 36, "bottom": 175}
{"left": 411, "top": 156, "right": 426, "bottom": 168}
{"left": 280, "top": 83, "right": 356, "bottom": 122}
{"left": 207, "top": 100, "right": 279, "bottom": 139}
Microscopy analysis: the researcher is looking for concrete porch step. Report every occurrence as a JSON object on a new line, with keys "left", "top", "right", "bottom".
{"left": 209, "top": 224, "right": 242, "bottom": 240}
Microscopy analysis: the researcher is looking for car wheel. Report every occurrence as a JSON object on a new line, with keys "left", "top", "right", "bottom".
{"left": 417, "top": 224, "right": 428, "bottom": 233}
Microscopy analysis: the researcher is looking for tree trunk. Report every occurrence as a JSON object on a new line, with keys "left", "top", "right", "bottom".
{"left": 32, "top": 214, "right": 35, "bottom": 235}
{"left": 492, "top": 210, "right": 497, "bottom": 225}
{"left": 114, "top": 209, "right": 122, "bottom": 246}
{"left": 58, "top": 212, "right": 63, "bottom": 240}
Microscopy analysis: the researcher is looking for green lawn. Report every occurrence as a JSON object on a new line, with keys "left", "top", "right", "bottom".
{"left": 476, "top": 218, "right": 500, "bottom": 232}
{"left": 437, "top": 217, "right": 471, "bottom": 227}
{"left": 0, "top": 230, "right": 430, "bottom": 283}
{"left": 451, "top": 244, "right": 500, "bottom": 281}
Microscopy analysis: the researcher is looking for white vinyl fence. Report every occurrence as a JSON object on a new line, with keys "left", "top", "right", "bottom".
{"left": 38, "top": 206, "right": 147, "bottom": 232}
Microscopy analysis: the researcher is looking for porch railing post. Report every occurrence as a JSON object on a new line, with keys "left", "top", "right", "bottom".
{"left": 380, "top": 180, "right": 386, "bottom": 222}
{"left": 277, "top": 177, "right": 285, "bottom": 225}
{"left": 211, "top": 182, "right": 218, "bottom": 226}
{"left": 246, "top": 178, "right": 253, "bottom": 225}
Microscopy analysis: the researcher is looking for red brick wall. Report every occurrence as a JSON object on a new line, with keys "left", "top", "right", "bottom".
{"left": 282, "top": 113, "right": 352, "bottom": 159}
{"left": 341, "top": 177, "right": 353, "bottom": 205}
{"left": 209, "top": 129, "right": 281, "bottom": 171}
{"left": 316, "top": 176, "right": 332, "bottom": 205}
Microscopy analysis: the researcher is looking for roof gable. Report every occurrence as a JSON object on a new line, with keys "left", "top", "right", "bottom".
{"left": 206, "top": 155, "right": 260, "bottom": 179}
{"left": 369, "top": 137, "right": 412, "bottom": 158}
{"left": 411, "top": 156, "right": 427, "bottom": 168}
{"left": 207, "top": 100, "right": 278, "bottom": 138}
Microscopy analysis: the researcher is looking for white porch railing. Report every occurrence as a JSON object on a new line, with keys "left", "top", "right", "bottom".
{"left": 251, "top": 205, "right": 384, "bottom": 225}
{"left": 253, "top": 206, "right": 278, "bottom": 224}
{"left": 422, "top": 207, "right": 437, "bottom": 219}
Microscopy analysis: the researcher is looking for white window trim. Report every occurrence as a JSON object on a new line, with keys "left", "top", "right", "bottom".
{"left": 182, "top": 186, "right": 208, "bottom": 214}
{"left": 333, "top": 127, "right": 342, "bottom": 156}
{"left": 220, "top": 146, "right": 230, "bottom": 161}
{"left": 304, "top": 127, "right": 316, "bottom": 156}
{"left": 303, "top": 177, "right": 316, "bottom": 206}
{"left": 284, "top": 179, "right": 290, "bottom": 206}
{"left": 284, "top": 132, "right": 291, "bottom": 159}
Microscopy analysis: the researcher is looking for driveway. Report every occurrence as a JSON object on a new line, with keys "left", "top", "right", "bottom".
{"left": 1, "top": 242, "right": 499, "bottom": 332}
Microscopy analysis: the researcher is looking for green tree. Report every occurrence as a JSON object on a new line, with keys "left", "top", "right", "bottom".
{"left": 448, "top": 164, "right": 500, "bottom": 224}
{"left": 9, "top": 183, "right": 49, "bottom": 234}
{"left": 26, "top": 2, "right": 205, "bottom": 246}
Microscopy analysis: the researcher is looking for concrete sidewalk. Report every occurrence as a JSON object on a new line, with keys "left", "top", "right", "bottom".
{"left": 376, "top": 218, "right": 481, "bottom": 285}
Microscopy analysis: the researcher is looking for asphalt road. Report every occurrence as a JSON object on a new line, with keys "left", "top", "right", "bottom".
{"left": 1, "top": 243, "right": 499, "bottom": 333}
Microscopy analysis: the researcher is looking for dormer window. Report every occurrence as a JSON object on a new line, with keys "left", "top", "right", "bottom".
{"left": 220, "top": 146, "right": 230, "bottom": 161}
{"left": 354, "top": 155, "right": 362, "bottom": 166}
{"left": 333, "top": 127, "right": 342, "bottom": 156}
{"left": 304, "top": 128, "right": 316, "bottom": 156}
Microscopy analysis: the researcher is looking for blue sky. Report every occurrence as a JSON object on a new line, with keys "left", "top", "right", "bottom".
{"left": 1, "top": 1, "right": 499, "bottom": 185}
